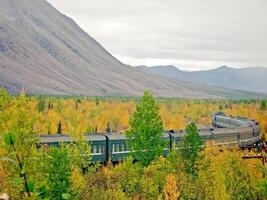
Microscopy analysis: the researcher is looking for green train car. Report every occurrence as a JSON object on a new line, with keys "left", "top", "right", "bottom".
{"left": 39, "top": 113, "right": 261, "bottom": 163}
{"left": 85, "top": 134, "right": 107, "bottom": 163}
{"left": 105, "top": 134, "right": 129, "bottom": 162}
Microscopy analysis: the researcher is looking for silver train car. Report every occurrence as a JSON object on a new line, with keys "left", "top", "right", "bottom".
{"left": 211, "top": 112, "right": 261, "bottom": 147}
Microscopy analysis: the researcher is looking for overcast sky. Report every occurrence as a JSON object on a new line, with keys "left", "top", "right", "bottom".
{"left": 47, "top": 0, "right": 267, "bottom": 70}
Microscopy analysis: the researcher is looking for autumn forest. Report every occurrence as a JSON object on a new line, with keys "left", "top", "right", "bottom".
{"left": 0, "top": 88, "right": 267, "bottom": 199}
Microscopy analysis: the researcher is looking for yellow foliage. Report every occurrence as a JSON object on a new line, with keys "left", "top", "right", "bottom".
{"left": 1, "top": 95, "right": 266, "bottom": 139}
{"left": 106, "top": 188, "right": 127, "bottom": 200}
{"left": 163, "top": 174, "right": 180, "bottom": 200}
{"left": 70, "top": 166, "right": 87, "bottom": 193}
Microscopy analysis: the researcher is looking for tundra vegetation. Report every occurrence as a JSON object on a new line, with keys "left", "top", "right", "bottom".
{"left": 0, "top": 87, "right": 266, "bottom": 199}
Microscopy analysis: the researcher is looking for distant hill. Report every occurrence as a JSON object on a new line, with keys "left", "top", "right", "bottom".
{"left": 136, "top": 65, "right": 267, "bottom": 94}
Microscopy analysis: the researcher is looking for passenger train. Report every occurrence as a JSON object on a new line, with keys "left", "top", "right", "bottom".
{"left": 39, "top": 113, "right": 261, "bottom": 163}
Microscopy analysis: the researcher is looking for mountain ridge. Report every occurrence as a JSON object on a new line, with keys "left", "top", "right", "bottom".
{"left": 136, "top": 65, "right": 267, "bottom": 93}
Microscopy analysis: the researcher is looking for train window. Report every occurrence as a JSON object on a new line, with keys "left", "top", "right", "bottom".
{"left": 215, "top": 136, "right": 223, "bottom": 143}
{"left": 121, "top": 143, "right": 125, "bottom": 151}
{"left": 175, "top": 138, "right": 180, "bottom": 146}
{"left": 116, "top": 144, "right": 120, "bottom": 152}
{"left": 93, "top": 145, "right": 97, "bottom": 153}
{"left": 241, "top": 132, "right": 252, "bottom": 140}
{"left": 112, "top": 144, "right": 115, "bottom": 152}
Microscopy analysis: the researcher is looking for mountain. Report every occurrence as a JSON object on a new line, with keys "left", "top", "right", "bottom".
{"left": 136, "top": 65, "right": 267, "bottom": 94}
{"left": 0, "top": 0, "right": 265, "bottom": 99}
{"left": 136, "top": 65, "right": 188, "bottom": 80}
{"left": 0, "top": 0, "right": 209, "bottom": 98}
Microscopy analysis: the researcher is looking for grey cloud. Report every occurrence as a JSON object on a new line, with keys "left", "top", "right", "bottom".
{"left": 47, "top": 0, "right": 267, "bottom": 70}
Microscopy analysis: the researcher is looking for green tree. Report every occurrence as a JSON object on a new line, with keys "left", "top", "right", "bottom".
{"left": 260, "top": 100, "right": 266, "bottom": 110}
{"left": 105, "top": 122, "right": 111, "bottom": 133}
{"left": 126, "top": 91, "right": 164, "bottom": 166}
{"left": 181, "top": 122, "right": 203, "bottom": 177}
{"left": 57, "top": 121, "right": 63, "bottom": 134}
{"left": 3, "top": 133, "right": 34, "bottom": 198}
{"left": 95, "top": 97, "right": 100, "bottom": 106}
{"left": 75, "top": 99, "right": 81, "bottom": 110}
{"left": 45, "top": 147, "right": 72, "bottom": 200}
{"left": 48, "top": 100, "right": 53, "bottom": 110}
{"left": 37, "top": 96, "right": 46, "bottom": 112}
{"left": 1, "top": 92, "right": 38, "bottom": 198}
{"left": 10, "top": 92, "right": 36, "bottom": 157}
{"left": 66, "top": 139, "right": 91, "bottom": 173}
{"left": 36, "top": 139, "right": 92, "bottom": 200}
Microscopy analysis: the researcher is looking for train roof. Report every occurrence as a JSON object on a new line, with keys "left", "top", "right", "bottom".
{"left": 105, "top": 133, "right": 127, "bottom": 140}
{"left": 39, "top": 134, "right": 73, "bottom": 143}
{"left": 198, "top": 130, "right": 212, "bottom": 136}
{"left": 213, "top": 112, "right": 225, "bottom": 116}
{"left": 105, "top": 132, "right": 170, "bottom": 140}
{"left": 215, "top": 114, "right": 256, "bottom": 127}
{"left": 162, "top": 132, "right": 170, "bottom": 139}
{"left": 212, "top": 128, "right": 238, "bottom": 135}
{"left": 84, "top": 134, "right": 106, "bottom": 141}
{"left": 197, "top": 124, "right": 212, "bottom": 130}
{"left": 235, "top": 126, "right": 253, "bottom": 132}
{"left": 171, "top": 130, "right": 185, "bottom": 138}
{"left": 39, "top": 134, "right": 106, "bottom": 143}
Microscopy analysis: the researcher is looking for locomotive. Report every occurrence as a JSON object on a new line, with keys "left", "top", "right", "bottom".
{"left": 39, "top": 113, "right": 261, "bottom": 163}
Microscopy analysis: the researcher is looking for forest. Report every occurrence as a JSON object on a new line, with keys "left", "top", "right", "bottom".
{"left": 0, "top": 87, "right": 267, "bottom": 200}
